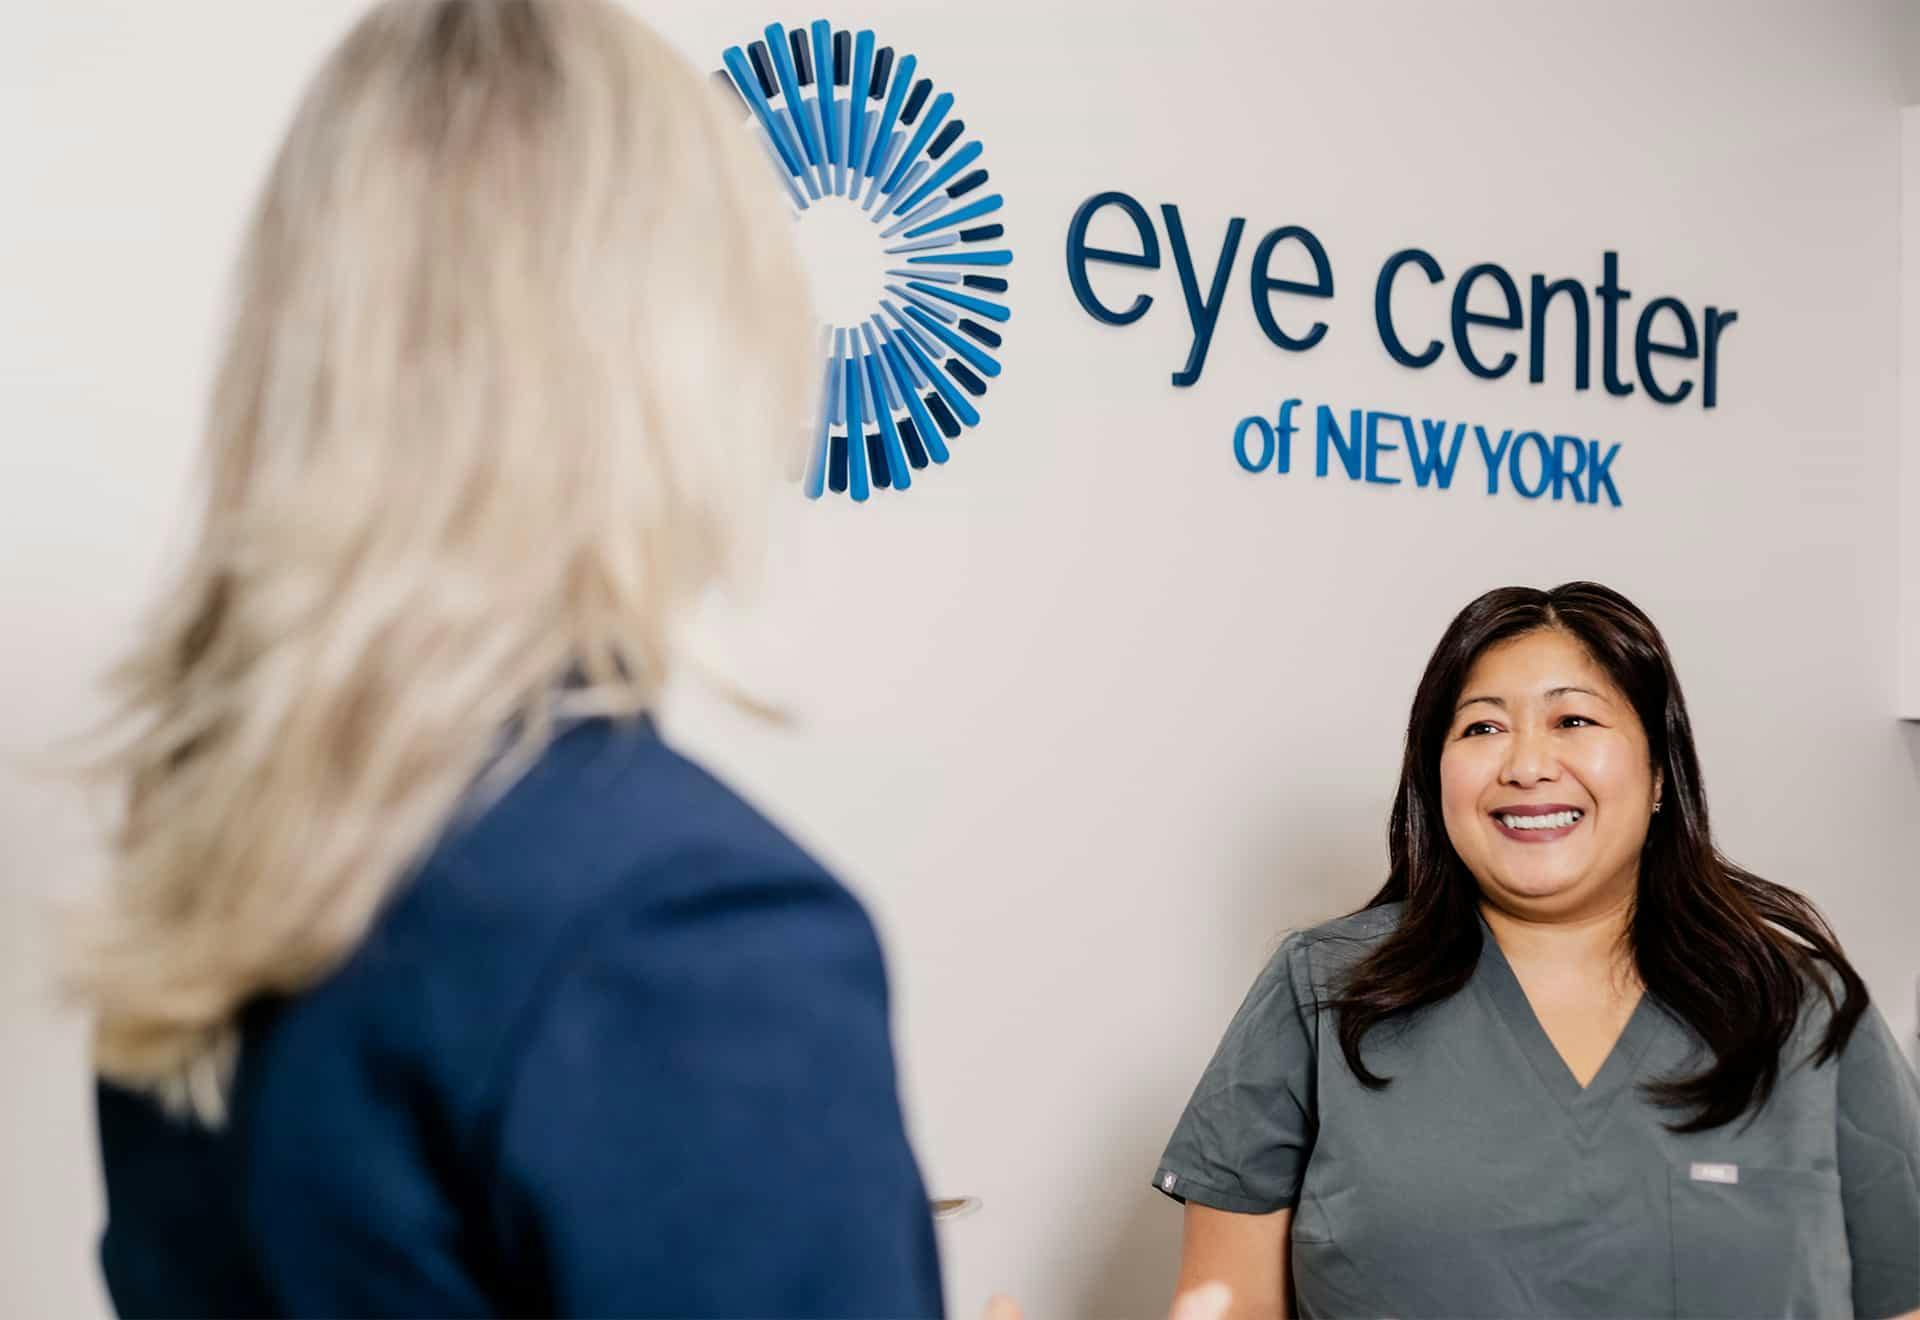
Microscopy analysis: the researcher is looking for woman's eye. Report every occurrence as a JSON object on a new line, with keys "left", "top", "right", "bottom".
{"left": 1461, "top": 721, "right": 1500, "bottom": 737}
{"left": 1559, "top": 715, "right": 1595, "bottom": 729}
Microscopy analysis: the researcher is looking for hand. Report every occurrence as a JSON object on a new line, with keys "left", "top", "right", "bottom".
{"left": 985, "top": 1280, "right": 1231, "bottom": 1320}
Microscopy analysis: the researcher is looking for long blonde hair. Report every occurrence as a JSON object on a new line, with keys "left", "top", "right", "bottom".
{"left": 67, "top": 0, "right": 813, "bottom": 1125}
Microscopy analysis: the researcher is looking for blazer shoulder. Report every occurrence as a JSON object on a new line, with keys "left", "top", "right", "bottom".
{"left": 402, "top": 719, "right": 838, "bottom": 962}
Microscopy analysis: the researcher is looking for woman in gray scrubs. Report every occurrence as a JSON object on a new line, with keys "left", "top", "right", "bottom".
{"left": 1156, "top": 582, "right": 1920, "bottom": 1319}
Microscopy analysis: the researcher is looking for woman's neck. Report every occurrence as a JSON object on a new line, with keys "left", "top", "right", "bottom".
{"left": 1481, "top": 888, "right": 1641, "bottom": 994}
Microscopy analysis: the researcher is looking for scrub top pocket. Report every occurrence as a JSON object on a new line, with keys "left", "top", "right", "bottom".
{"left": 1669, "top": 1164, "right": 1850, "bottom": 1319}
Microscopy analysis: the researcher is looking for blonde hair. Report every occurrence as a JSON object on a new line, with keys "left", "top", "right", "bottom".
{"left": 67, "top": 0, "right": 813, "bottom": 1125}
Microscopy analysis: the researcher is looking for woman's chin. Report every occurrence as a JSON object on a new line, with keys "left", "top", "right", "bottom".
{"left": 1485, "top": 870, "right": 1583, "bottom": 903}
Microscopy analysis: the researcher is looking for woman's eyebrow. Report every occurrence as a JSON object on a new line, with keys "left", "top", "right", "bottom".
{"left": 1454, "top": 685, "right": 1605, "bottom": 716}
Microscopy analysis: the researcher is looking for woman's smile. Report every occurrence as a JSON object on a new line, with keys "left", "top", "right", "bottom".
{"left": 1489, "top": 803, "right": 1587, "bottom": 842}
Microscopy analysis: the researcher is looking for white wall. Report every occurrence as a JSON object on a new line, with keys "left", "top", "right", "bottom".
{"left": 4, "top": 3, "right": 1916, "bottom": 1317}
{"left": 1903, "top": 106, "right": 1920, "bottom": 717}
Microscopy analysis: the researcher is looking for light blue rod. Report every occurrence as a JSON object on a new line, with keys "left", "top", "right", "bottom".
{"left": 843, "top": 328, "right": 869, "bottom": 501}
{"left": 902, "top": 193, "right": 1002, "bottom": 240}
{"left": 870, "top": 315, "right": 928, "bottom": 388}
{"left": 906, "top": 248, "right": 1013, "bottom": 267}
{"left": 722, "top": 47, "right": 804, "bottom": 176}
{"left": 889, "top": 266, "right": 962, "bottom": 283}
{"left": 811, "top": 22, "right": 839, "bottom": 169}
{"left": 863, "top": 133, "right": 903, "bottom": 209}
{"left": 803, "top": 345, "right": 837, "bottom": 499}
{"left": 883, "top": 300, "right": 981, "bottom": 426}
{"left": 763, "top": 24, "right": 821, "bottom": 168}
{"left": 891, "top": 140, "right": 982, "bottom": 217}
{"left": 864, "top": 53, "right": 915, "bottom": 176}
{"left": 846, "top": 31, "right": 874, "bottom": 180}
{"left": 906, "top": 279, "right": 1010, "bottom": 322}
{"left": 859, "top": 324, "right": 901, "bottom": 409}
{"left": 881, "top": 192, "right": 951, "bottom": 239}
{"left": 903, "top": 302, "right": 1001, "bottom": 378}
{"left": 871, "top": 160, "right": 929, "bottom": 223}
{"left": 877, "top": 334, "right": 950, "bottom": 463}
{"left": 886, "top": 235, "right": 959, "bottom": 256}
{"left": 889, "top": 282, "right": 958, "bottom": 324}
{"left": 827, "top": 329, "right": 847, "bottom": 425}
{"left": 862, "top": 350, "right": 912, "bottom": 490}
{"left": 880, "top": 91, "right": 953, "bottom": 192}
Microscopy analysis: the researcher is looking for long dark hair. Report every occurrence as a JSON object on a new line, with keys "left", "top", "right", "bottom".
{"left": 1333, "top": 582, "right": 1867, "bottom": 1132}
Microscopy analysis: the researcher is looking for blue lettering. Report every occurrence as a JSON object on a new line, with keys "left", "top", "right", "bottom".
{"left": 1703, "top": 308, "right": 1737, "bottom": 409}
{"left": 1364, "top": 412, "right": 1405, "bottom": 485}
{"left": 1249, "top": 226, "right": 1334, "bottom": 352}
{"left": 1596, "top": 251, "right": 1635, "bottom": 398}
{"left": 1162, "top": 204, "right": 1245, "bottom": 387}
{"left": 1407, "top": 419, "right": 1465, "bottom": 489}
{"left": 1551, "top": 435, "right": 1588, "bottom": 503}
{"left": 1234, "top": 416, "right": 1275, "bottom": 473}
{"left": 1317, "top": 406, "right": 1364, "bottom": 480}
{"left": 1064, "top": 202, "right": 1735, "bottom": 410}
{"left": 1064, "top": 191, "right": 1160, "bottom": 325}
{"left": 1634, "top": 296, "right": 1698, "bottom": 405}
{"left": 1588, "top": 440, "right": 1623, "bottom": 507}
{"left": 1475, "top": 426, "right": 1513, "bottom": 495}
{"left": 1374, "top": 248, "right": 1446, "bottom": 368}
{"left": 1508, "top": 431, "right": 1552, "bottom": 499}
{"left": 1451, "top": 263, "right": 1523, "bottom": 380}
{"left": 1275, "top": 399, "right": 1300, "bottom": 474}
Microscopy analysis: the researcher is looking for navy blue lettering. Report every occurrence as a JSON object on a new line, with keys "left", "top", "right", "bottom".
{"left": 1065, "top": 191, "right": 1159, "bottom": 325}
{"left": 1595, "top": 251, "right": 1635, "bottom": 397}
{"left": 1635, "top": 296, "right": 1698, "bottom": 405}
{"left": 1374, "top": 248, "right": 1445, "bottom": 368}
{"left": 1162, "top": 204, "right": 1245, "bottom": 387}
{"left": 1451, "top": 263, "right": 1522, "bottom": 380}
{"left": 1529, "top": 276, "right": 1591, "bottom": 390}
{"left": 1249, "top": 226, "right": 1333, "bottom": 352}
{"left": 1702, "top": 307, "right": 1737, "bottom": 409}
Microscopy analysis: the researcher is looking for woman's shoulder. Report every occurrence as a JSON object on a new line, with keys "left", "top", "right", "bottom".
{"left": 341, "top": 716, "right": 860, "bottom": 1015}
{"left": 1295, "top": 900, "right": 1405, "bottom": 948}
{"left": 432, "top": 716, "right": 836, "bottom": 914}
{"left": 1248, "top": 901, "right": 1404, "bottom": 1003}
{"left": 1286, "top": 900, "right": 1404, "bottom": 968}
{"left": 238, "top": 715, "right": 866, "bottom": 1113}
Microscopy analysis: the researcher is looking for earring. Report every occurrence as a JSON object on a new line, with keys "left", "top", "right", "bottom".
{"left": 1652, "top": 799, "right": 1663, "bottom": 815}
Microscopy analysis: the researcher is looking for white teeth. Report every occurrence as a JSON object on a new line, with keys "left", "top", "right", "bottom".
{"left": 1499, "top": 809, "right": 1583, "bottom": 831}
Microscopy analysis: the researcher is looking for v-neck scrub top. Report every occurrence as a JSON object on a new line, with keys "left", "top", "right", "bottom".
{"left": 1154, "top": 902, "right": 1920, "bottom": 1319}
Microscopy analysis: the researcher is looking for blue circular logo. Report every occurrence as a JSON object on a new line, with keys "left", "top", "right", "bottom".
{"left": 717, "top": 22, "right": 1010, "bottom": 501}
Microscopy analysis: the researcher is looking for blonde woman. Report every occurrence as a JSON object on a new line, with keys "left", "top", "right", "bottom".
{"left": 71, "top": 2, "right": 941, "bottom": 1314}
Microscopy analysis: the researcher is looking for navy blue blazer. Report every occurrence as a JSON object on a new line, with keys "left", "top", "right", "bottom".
{"left": 96, "top": 716, "right": 944, "bottom": 1317}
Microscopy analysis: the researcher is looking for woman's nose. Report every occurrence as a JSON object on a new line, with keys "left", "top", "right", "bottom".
{"left": 1500, "top": 725, "right": 1559, "bottom": 787}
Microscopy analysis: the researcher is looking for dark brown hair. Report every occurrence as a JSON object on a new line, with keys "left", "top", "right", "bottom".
{"left": 1333, "top": 581, "right": 1867, "bottom": 1132}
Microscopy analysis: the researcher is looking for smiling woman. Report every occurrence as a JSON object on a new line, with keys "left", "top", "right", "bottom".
{"left": 1154, "top": 582, "right": 1920, "bottom": 1320}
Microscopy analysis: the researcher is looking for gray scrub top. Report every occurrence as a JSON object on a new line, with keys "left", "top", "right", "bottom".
{"left": 1155, "top": 901, "right": 1920, "bottom": 1319}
